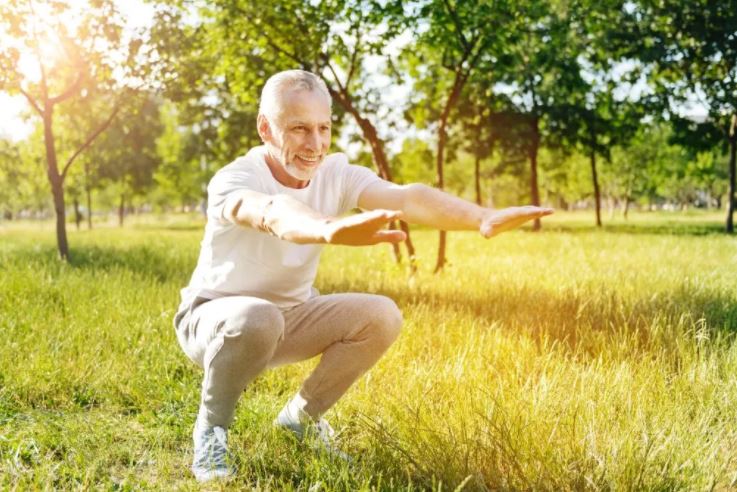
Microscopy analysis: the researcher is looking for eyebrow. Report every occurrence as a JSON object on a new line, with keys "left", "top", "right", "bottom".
{"left": 288, "top": 120, "right": 331, "bottom": 126}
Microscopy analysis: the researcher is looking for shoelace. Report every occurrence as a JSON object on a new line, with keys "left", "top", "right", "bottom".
{"left": 194, "top": 426, "right": 229, "bottom": 470}
{"left": 210, "top": 427, "right": 228, "bottom": 466}
{"left": 315, "top": 419, "right": 335, "bottom": 443}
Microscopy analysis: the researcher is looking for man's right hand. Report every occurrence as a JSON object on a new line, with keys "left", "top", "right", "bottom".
{"left": 322, "top": 209, "right": 406, "bottom": 246}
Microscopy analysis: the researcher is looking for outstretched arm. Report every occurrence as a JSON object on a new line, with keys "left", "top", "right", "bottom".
{"left": 357, "top": 181, "right": 553, "bottom": 237}
{"left": 220, "top": 189, "right": 406, "bottom": 245}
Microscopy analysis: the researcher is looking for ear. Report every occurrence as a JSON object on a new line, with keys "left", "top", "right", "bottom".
{"left": 257, "top": 114, "right": 273, "bottom": 143}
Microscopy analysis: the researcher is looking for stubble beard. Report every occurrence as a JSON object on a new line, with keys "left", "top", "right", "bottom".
{"left": 284, "top": 158, "right": 318, "bottom": 181}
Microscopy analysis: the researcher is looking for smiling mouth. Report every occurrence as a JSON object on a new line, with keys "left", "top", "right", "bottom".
{"left": 295, "top": 154, "right": 321, "bottom": 164}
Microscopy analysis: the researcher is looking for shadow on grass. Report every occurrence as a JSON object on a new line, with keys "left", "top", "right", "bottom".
{"left": 544, "top": 221, "right": 726, "bottom": 237}
{"left": 323, "top": 279, "right": 737, "bottom": 354}
{"left": 3, "top": 243, "right": 194, "bottom": 285}
{"left": 70, "top": 245, "right": 195, "bottom": 284}
{"left": 130, "top": 223, "right": 204, "bottom": 232}
{"left": 6, "top": 240, "right": 735, "bottom": 352}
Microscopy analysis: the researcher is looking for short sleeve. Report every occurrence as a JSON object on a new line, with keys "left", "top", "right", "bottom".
{"left": 206, "top": 161, "right": 263, "bottom": 222}
{"left": 337, "top": 155, "right": 381, "bottom": 214}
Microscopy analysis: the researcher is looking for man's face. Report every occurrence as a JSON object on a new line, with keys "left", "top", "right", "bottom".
{"left": 260, "top": 88, "right": 332, "bottom": 186}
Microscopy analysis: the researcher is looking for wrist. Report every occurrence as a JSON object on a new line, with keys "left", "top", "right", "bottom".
{"left": 319, "top": 216, "right": 336, "bottom": 244}
{"left": 478, "top": 209, "right": 495, "bottom": 238}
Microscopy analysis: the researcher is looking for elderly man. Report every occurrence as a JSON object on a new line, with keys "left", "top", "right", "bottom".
{"left": 174, "top": 69, "right": 552, "bottom": 482}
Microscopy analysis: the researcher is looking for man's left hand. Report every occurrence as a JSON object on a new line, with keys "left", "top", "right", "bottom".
{"left": 479, "top": 206, "right": 554, "bottom": 238}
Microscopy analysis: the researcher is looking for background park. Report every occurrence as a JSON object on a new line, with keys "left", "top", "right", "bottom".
{"left": 1, "top": 0, "right": 736, "bottom": 490}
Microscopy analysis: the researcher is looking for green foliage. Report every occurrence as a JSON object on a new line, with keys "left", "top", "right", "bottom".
{"left": 0, "top": 137, "right": 49, "bottom": 218}
{"left": 393, "top": 138, "right": 435, "bottom": 185}
{"left": 538, "top": 147, "right": 591, "bottom": 208}
{"left": 152, "top": 102, "right": 206, "bottom": 209}
{"left": 91, "top": 94, "right": 164, "bottom": 196}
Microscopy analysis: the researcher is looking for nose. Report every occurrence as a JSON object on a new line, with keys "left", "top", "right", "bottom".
{"left": 306, "top": 128, "right": 320, "bottom": 151}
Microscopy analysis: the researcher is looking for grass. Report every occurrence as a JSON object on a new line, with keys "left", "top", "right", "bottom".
{"left": 1, "top": 211, "right": 736, "bottom": 490}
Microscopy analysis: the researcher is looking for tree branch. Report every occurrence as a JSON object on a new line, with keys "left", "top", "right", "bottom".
{"left": 50, "top": 70, "right": 85, "bottom": 105}
{"left": 443, "top": 0, "right": 469, "bottom": 51}
{"left": 265, "top": 36, "right": 309, "bottom": 69}
{"left": 345, "top": 18, "right": 363, "bottom": 89}
{"left": 230, "top": 4, "right": 310, "bottom": 70}
{"left": 19, "top": 86, "right": 42, "bottom": 115}
{"left": 28, "top": 1, "right": 49, "bottom": 102}
{"left": 325, "top": 59, "right": 346, "bottom": 94}
{"left": 61, "top": 102, "right": 121, "bottom": 182}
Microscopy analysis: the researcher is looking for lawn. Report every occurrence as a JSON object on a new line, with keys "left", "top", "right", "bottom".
{"left": 1, "top": 211, "right": 736, "bottom": 490}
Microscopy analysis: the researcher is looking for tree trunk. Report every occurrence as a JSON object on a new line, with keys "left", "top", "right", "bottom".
{"left": 434, "top": 123, "right": 447, "bottom": 273}
{"left": 590, "top": 149, "right": 602, "bottom": 227}
{"left": 623, "top": 195, "right": 631, "bottom": 219}
{"left": 433, "top": 66, "right": 469, "bottom": 273}
{"left": 50, "top": 174, "right": 68, "bottom": 260}
{"left": 529, "top": 117, "right": 541, "bottom": 231}
{"left": 42, "top": 105, "right": 69, "bottom": 260}
{"left": 86, "top": 184, "right": 92, "bottom": 230}
{"left": 727, "top": 114, "right": 736, "bottom": 233}
{"left": 474, "top": 155, "right": 482, "bottom": 206}
{"left": 327, "top": 87, "right": 415, "bottom": 267}
{"left": 74, "top": 197, "right": 81, "bottom": 230}
{"left": 118, "top": 192, "right": 125, "bottom": 227}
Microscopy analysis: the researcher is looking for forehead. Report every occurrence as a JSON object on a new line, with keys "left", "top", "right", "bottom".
{"left": 278, "top": 89, "right": 331, "bottom": 125}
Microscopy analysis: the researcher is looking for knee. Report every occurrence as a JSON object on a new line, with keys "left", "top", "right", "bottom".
{"left": 225, "top": 302, "right": 284, "bottom": 351}
{"left": 367, "top": 295, "right": 403, "bottom": 347}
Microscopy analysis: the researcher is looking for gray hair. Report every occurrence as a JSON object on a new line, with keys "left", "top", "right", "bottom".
{"left": 259, "top": 70, "right": 332, "bottom": 124}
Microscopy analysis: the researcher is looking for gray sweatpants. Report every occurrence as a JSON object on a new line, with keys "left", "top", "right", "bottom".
{"left": 174, "top": 293, "right": 402, "bottom": 428}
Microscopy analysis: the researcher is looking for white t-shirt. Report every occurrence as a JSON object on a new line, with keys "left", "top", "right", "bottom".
{"left": 180, "top": 145, "right": 380, "bottom": 308}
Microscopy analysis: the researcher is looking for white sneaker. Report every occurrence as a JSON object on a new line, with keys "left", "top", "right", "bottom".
{"left": 275, "top": 398, "right": 351, "bottom": 462}
{"left": 191, "top": 418, "right": 236, "bottom": 482}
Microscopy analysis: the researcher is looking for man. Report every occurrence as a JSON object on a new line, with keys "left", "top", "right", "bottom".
{"left": 174, "top": 69, "right": 553, "bottom": 482}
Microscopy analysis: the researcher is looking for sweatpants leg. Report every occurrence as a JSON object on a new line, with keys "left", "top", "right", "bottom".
{"left": 269, "top": 293, "right": 403, "bottom": 418}
{"left": 176, "top": 296, "right": 284, "bottom": 428}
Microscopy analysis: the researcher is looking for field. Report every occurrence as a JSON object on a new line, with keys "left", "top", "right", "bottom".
{"left": 1, "top": 211, "right": 736, "bottom": 490}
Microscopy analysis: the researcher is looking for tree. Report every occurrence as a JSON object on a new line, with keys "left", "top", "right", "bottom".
{"left": 0, "top": 0, "right": 154, "bottom": 259}
{"left": 404, "top": 0, "right": 517, "bottom": 271}
{"left": 455, "top": 79, "right": 496, "bottom": 206}
{"left": 153, "top": 102, "right": 207, "bottom": 211}
{"left": 0, "top": 137, "right": 47, "bottom": 219}
{"left": 86, "top": 93, "right": 163, "bottom": 226}
{"left": 489, "top": 0, "right": 591, "bottom": 230}
{"left": 628, "top": 0, "right": 737, "bottom": 231}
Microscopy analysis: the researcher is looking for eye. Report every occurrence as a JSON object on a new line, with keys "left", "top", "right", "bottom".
{"left": 320, "top": 125, "right": 331, "bottom": 132}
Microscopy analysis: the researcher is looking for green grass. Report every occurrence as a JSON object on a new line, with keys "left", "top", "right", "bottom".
{"left": 1, "top": 211, "right": 736, "bottom": 490}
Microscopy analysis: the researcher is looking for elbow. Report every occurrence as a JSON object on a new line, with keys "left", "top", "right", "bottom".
{"left": 403, "top": 183, "right": 432, "bottom": 207}
{"left": 223, "top": 190, "right": 254, "bottom": 226}
{"left": 222, "top": 195, "right": 242, "bottom": 224}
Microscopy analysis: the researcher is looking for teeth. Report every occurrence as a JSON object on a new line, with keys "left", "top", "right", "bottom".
{"left": 297, "top": 155, "right": 319, "bottom": 162}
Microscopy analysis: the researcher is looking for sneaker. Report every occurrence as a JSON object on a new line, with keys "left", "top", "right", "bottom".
{"left": 275, "top": 401, "right": 351, "bottom": 462}
{"left": 191, "top": 418, "right": 236, "bottom": 482}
